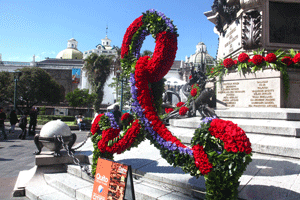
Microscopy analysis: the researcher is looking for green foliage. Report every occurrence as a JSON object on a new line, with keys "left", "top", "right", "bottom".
{"left": 0, "top": 68, "right": 63, "bottom": 111}
{"left": 209, "top": 49, "right": 300, "bottom": 99}
{"left": 141, "top": 50, "right": 153, "bottom": 57}
{"left": 84, "top": 53, "right": 113, "bottom": 110}
{"left": 39, "top": 106, "right": 46, "bottom": 115}
{"left": 149, "top": 78, "right": 165, "bottom": 114}
{"left": 65, "top": 88, "right": 96, "bottom": 108}
{"left": 0, "top": 71, "right": 13, "bottom": 104}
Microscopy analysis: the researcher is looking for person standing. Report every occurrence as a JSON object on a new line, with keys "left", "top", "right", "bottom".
{"left": 76, "top": 113, "right": 85, "bottom": 131}
{"left": 0, "top": 107, "right": 7, "bottom": 140}
{"left": 28, "top": 107, "right": 38, "bottom": 135}
{"left": 18, "top": 112, "right": 28, "bottom": 140}
{"left": 112, "top": 105, "right": 122, "bottom": 130}
{"left": 9, "top": 110, "right": 18, "bottom": 134}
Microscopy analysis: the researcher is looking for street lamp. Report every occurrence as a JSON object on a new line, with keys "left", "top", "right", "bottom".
{"left": 116, "top": 69, "right": 120, "bottom": 102}
{"left": 120, "top": 77, "right": 127, "bottom": 113}
{"left": 13, "top": 70, "right": 22, "bottom": 111}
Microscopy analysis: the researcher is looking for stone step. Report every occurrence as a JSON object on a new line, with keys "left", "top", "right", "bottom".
{"left": 169, "top": 117, "right": 300, "bottom": 137}
{"left": 67, "top": 164, "right": 204, "bottom": 199}
{"left": 169, "top": 126, "right": 300, "bottom": 158}
{"left": 215, "top": 108, "right": 300, "bottom": 121}
{"left": 25, "top": 182, "right": 76, "bottom": 200}
{"left": 44, "top": 173, "right": 93, "bottom": 199}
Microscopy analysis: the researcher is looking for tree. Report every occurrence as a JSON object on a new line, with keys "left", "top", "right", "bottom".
{"left": 141, "top": 50, "right": 153, "bottom": 57}
{"left": 0, "top": 71, "right": 13, "bottom": 104}
{"left": 0, "top": 67, "right": 64, "bottom": 112}
{"left": 65, "top": 88, "right": 96, "bottom": 108}
{"left": 84, "top": 53, "right": 112, "bottom": 111}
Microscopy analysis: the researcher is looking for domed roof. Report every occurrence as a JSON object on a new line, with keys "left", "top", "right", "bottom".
{"left": 56, "top": 48, "right": 83, "bottom": 59}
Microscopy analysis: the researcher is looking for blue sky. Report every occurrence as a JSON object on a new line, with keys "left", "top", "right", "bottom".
{"left": 0, "top": 0, "right": 218, "bottom": 62}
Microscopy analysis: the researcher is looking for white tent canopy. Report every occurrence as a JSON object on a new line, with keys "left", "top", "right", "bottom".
{"left": 165, "top": 77, "right": 187, "bottom": 86}
{"left": 107, "top": 102, "right": 130, "bottom": 111}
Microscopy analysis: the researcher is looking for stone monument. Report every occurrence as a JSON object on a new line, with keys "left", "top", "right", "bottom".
{"left": 204, "top": 0, "right": 300, "bottom": 108}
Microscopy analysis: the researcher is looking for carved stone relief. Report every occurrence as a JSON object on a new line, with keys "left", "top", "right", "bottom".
{"left": 242, "top": 10, "right": 262, "bottom": 50}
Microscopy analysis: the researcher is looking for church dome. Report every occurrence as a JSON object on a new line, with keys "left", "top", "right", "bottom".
{"left": 56, "top": 49, "right": 83, "bottom": 59}
{"left": 56, "top": 38, "right": 83, "bottom": 59}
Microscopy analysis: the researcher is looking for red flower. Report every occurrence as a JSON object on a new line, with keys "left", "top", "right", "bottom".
{"left": 121, "top": 113, "right": 130, "bottom": 121}
{"left": 165, "top": 108, "right": 174, "bottom": 114}
{"left": 223, "top": 58, "right": 235, "bottom": 68}
{"left": 176, "top": 102, "right": 185, "bottom": 107}
{"left": 121, "top": 15, "right": 144, "bottom": 58}
{"left": 189, "top": 75, "right": 192, "bottom": 79}
{"left": 192, "top": 144, "right": 213, "bottom": 175}
{"left": 179, "top": 106, "right": 189, "bottom": 115}
{"left": 90, "top": 114, "right": 105, "bottom": 135}
{"left": 208, "top": 118, "right": 251, "bottom": 154}
{"left": 210, "top": 68, "right": 214, "bottom": 74}
{"left": 293, "top": 53, "right": 300, "bottom": 64}
{"left": 238, "top": 53, "right": 250, "bottom": 63}
{"left": 265, "top": 53, "right": 277, "bottom": 63}
{"left": 234, "top": 60, "right": 238, "bottom": 65}
{"left": 147, "top": 31, "right": 177, "bottom": 83}
{"left": 251, "top": 55, "right": 265, "bottom": 66}
{"left": 282, "top": 56, "right": 293, "bottom": 66}
{"left": 191, "top": 88, "right": 197, "bottom": 97}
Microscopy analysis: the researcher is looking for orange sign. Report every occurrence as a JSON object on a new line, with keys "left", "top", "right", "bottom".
{"left": 92, "top": 158, "right": 129, "bottom": 200}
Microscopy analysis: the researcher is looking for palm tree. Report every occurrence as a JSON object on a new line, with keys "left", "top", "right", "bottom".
{"left": 84, "top": 53, "right": 112, "bottom": 111}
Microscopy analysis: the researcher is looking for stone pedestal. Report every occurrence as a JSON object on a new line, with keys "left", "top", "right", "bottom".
{"left": 216, "top": 68, "right": 300, "bottom": 108}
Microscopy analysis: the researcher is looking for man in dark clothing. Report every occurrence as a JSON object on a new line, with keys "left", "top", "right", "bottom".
{"left": 0, "top": 107, "right": 7, "bottom": 140}
{"left": 9, "top": 110, "right": 18, "bottom": 134}
{"left": 29, "top": 107, "right": 38, "bottom": 135}
{"left": 112, "top": 105, "right": 122, "bottom": 130}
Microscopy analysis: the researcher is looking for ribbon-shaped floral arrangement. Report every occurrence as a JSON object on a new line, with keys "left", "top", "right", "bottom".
{"left": 90, "top": 9, "right": 252, "bottom": 200}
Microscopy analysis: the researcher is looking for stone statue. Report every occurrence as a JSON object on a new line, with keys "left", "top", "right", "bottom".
{"left": 162, "top": 66, "right": 217, "bottom": 123}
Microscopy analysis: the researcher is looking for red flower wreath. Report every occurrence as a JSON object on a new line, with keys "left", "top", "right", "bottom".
{"left": 251, "top": 55, "right": 265, "bottom": 66}
{"left": 90, "top": 114, "right": 105, "bottom": 135}
{"left": 223, "top": 58, "right": 235, "bottom": 68}
{"left": 208, "top": 119, "right": 252, "bottom": 154}
{"left": 191, "top": 88, "right": 197, "bottom": 97}
{"left": 265, "top": 53, "right": 277, "bottom": 63}
{"left": 293, "top": 53, "right": 300, "bottom": 64}
{"left": 238, "top": 53, "right": 250, "bottom": 63}
{"left": 121, "top": 16, "right": 143, "bottom": 58}
{"left": 282, "top": 56, "right": 293, "bottom": 66}
{"left": 192, "top": 144, "right": 213, "bottom": 175}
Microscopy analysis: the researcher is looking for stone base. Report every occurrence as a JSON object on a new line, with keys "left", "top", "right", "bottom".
{"left": 35, "top": 150, "right": 89, "bottom": 166}
{"left": 216, "top": 68, "right": 300, "bottom": 108}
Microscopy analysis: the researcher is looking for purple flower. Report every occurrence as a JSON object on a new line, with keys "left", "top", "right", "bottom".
{"left": 105, "top": 112, "right": 119, "bottom": 129}
{"left": 148, "top": 9, "right": 156, "bottom": 13}
{"left": 187, "top": 149, "right": 193, "bottom": 156}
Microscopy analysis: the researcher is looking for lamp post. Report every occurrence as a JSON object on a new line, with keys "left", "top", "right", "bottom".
{"left": 13, "top": 70, "right": 22, "bottom": 111}
{"left": 116, "top": 69, "right": 120, "bottom": 102}
{"left": 120, "top": 77, "right": 127, "bottom": 113}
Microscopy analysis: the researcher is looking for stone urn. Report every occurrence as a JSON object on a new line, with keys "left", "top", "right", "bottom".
{"left": 240, "top": 0, "right": 263, "bottom": 10}
{"left": 34, "top": 119, "right": 76, "bottom": 157}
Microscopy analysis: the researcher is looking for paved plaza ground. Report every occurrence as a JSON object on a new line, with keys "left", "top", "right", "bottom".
{"left": 0, "top": 124, "right": 88, "bottom": 200}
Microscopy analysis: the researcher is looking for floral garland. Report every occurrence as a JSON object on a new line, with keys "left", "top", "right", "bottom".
{"left": 210, "top": 49, "right": 300, "bottom": 98}
{"left": 90, "top": 10, "right": 252, "bottom": 199}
